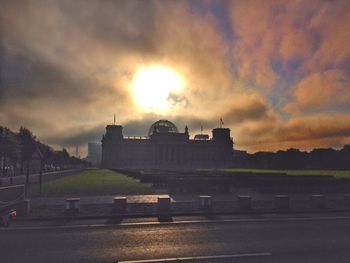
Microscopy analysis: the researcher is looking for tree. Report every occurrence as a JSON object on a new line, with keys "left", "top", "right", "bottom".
{"left": 17, "top": 127, "right": 37, "bottom": 183}
{"left": 62, "top": 148, "right": 70, "bottom": 166}
{"left": 52, "top": 149, "right": 70, "bottom": 169}
{"left": 36, "top": 142, "right": 53, "bottom": 196}
{"left": 37, "top": 142, "right": 55, "bottom": 167}
{"left": 0, "top": 127, "right": 19, "bottom": 177}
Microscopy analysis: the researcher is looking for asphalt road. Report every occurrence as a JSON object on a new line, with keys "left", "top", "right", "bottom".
{"left": 1, "top": 214, "right": 350, "bottom": 263}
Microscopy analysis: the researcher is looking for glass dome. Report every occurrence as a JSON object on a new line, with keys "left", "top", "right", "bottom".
{"left": 148, "top": 120, "right": 178, "bottom": 136}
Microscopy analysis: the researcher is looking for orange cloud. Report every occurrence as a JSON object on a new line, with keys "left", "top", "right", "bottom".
{"left": 305, "top": 0, "right": 350, "bottom": 71}
{"left": 230, "top": 0, "right": 281, "bottom": 88}
{"left": 236, "top": 112, "right": 350, "bottom": 152}
{"left": 229, "top": 0, "right": 349, "bottom": 88}
{"left": 284, "top": 69, "right": 350, "bottom": 114}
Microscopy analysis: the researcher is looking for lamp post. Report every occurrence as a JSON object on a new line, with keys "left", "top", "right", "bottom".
{"left": 39, "top": 159, "right": 43, "bottom": 196}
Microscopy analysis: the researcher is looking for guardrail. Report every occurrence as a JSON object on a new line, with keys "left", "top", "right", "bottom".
{"left": 0, "top": 169, "right": 86, "bottom": 187}
{"left": 0, "top": 184, "right": 31, "bottom": 217}
{"left": 0, "top": 185, "right": 25, "bottom": 204}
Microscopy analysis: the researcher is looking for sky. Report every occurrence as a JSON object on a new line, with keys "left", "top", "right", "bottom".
{"left": 1, "top": 0, "right": 350, "bottom": 155}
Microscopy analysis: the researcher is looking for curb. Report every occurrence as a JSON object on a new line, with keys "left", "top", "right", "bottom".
{"left": 14, "top": 208, "right": 350, "bottom": 222}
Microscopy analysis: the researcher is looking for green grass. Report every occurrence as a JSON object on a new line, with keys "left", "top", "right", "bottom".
{"left": 224, "top": 168, "right": 350, "bottom": 179}
{"left": 30, "top": 169, "right": 155, "bottom": 197}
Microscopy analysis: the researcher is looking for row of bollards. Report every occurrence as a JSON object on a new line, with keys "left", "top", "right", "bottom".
{"left": 244, "top": 194, "right": 350, "bottom": 210}
{"left": 65, "top": 194, "right": 350, "bottom": 214}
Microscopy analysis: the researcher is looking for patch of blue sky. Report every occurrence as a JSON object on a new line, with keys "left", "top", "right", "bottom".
{"left": 188, "top": 0, "right": 235, "bottom": 44}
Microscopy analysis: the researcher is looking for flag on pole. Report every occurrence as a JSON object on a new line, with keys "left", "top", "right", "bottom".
{"left": 220, "top": 118, "right": 224, "bottom": 128}
{"left": 114, "top": 114, "right": 116, "bottom": 125}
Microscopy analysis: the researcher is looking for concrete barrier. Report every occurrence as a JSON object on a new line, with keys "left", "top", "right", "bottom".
{"left": 113, "top": 197, "right": 127, "bottom": 213}
{"left": 157, "top": 197, "right": 171, "bottom": 212}
{"left": 237, "top": 195, "right": 252, "bottom": 210}
{"left": 310, "top": 194, "right": 326, "bottom": 209}
{"left": 199, "top": 195, "right": 212, "bottom": 211}
{"left": 274, "top": 195, "right": 289, "bottom": 210}
{"left": 65, "top": 198, "right": 80, "bottom": 214}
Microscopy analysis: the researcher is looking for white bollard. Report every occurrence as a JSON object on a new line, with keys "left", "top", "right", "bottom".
{"left": 157, "top": 197, "right": 171, "bottom": 212}
{"left": 113, "top": 197, "right": 127, "bottom": 213}
{"left": 199, "top": 196, "right": 212, "bottom": 211}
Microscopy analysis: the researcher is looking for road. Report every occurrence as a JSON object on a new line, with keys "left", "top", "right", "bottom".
{"left": 1, "top": 214, "right": 350, "bottom": 263}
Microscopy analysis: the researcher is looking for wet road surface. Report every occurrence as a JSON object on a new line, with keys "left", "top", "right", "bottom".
{"left": 1, "top": 214, "right": 350, "bottom": 263}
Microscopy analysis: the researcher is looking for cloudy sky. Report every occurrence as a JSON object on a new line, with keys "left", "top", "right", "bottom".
{"left": 1, "top": 0, "right": 350, "bottom": 155}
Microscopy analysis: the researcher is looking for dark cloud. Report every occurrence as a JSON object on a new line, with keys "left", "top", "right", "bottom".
{"left": 224, "top": 101, "right": 268, "bottom": 124}
{"left": 2, "top": 52, "right": 89, "bottom": 102}
{"left": 279, "top": 115, "right": 350, "bottom": 142}
{"left": 236, "top": 113, "right": 350, "bottom": 152}
{"left": 56, "top": 0, "right": 158, "bottom": 55}
{"left": 222, "top": 95, "right": 273, "bottom": 124}
{"left": 123, "top": 117, "right": 159, "bottom": 136}
{"left": 42, "top": 125, "right": 105, "bottom": 147}
{"left": 40, "top": 115, "right": 215, "bottom": 147}
{"left": 0, "top": 43, "right": 131, "bottom": 104}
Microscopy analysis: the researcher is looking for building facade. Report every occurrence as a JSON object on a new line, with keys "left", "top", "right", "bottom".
{"left": 101, "top": 120, "right": 233, "bottom": 169}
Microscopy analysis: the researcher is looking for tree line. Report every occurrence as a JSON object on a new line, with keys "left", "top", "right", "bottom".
{"left": 0, "top": 126, "right": 87, "bottom": 179}
{"left": 233, "top": 146, "right": 350, "bottom": 170}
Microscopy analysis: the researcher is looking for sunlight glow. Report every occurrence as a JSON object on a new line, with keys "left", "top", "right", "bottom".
{"left": 132, "top": 65, "right": 185, "bottom": 112}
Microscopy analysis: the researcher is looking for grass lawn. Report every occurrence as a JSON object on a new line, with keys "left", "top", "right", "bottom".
{"left": 224, "top": 168, "right": 350, "bottom": 179}
{"left": 30, "top": 169, "right": 155, "bottom": 197}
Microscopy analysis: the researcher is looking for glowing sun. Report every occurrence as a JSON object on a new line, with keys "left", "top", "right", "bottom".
{"left": 132, "top": 65, "right": 185, "bottom": 111}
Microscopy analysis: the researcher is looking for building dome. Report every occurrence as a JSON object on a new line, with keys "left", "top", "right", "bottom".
{"left": 148, "top": 120, "right": 178, "bottom": 136}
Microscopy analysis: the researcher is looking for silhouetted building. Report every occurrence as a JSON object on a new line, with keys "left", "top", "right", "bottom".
{"left": 101, "top": 120, "right": 233, "bottom": 169}
{"left": 87, "top": 142, "right": 102, "bottom": 166}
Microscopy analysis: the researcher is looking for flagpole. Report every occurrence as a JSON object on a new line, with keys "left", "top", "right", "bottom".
{"left": 220, "top": 118, "right": 224, "bottom": 128}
